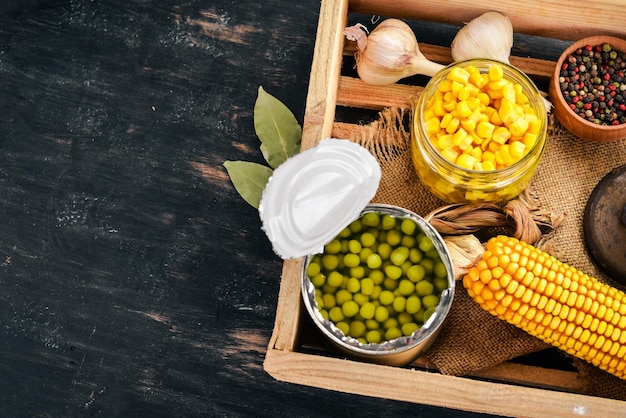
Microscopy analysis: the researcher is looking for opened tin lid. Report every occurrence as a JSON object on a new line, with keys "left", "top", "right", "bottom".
{"left": 259, "top": 138, "right": 381, "bottom": 259}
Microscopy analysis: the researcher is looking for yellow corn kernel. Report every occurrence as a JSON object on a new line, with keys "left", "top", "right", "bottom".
{"left": 425, "top": 117, "right": 441, "bottom": 135}
{"left": 461, "top": 118, "right": 477, "bottom": 133}
{"left": 509, "top": 117, "right": 529, "bottom": 137}
{"left": 476, "top": 121, "right": 495, "bottom": 139}
{"left": 455, "top": 153, "right": 476, "bottom": 170}
{"left": 498, "top": 99, "right": 518, "bottom": 124}
{"left": 451, "top": 80, "right": 464, "bottom": 95}
{"left": 463, "top": 235, "right": 626, "bottom": 381}
{"left": 445, "top": 117, "right": 460, "bottom": 134}
{"left": 440, "top": 147, "right": 459, "bottom": 163}
{"left": 502, "top": 83, "right": 516, "bottom": 103}
{"left": 481, "top": 160, "right": 496, "bottom": 171}
{"left": 488, "top": 63, "right": 504, "bottom": 81}
{"left": 456, "top": 100, "right": 473, "bottom": 118}
{"left": 470, "top": 146, "right": 483, "bottom": 161}
{"left": 491, "top": 126, "right": 511, "bottom": 144}
{"left": 448, "top": 66, "right": 470, "bottom": 84}
{"left": 510, "top": 141, "right": 526, "bottom": 159}
{"left": 438, "top": 79, "right": 453, "bottom": 92}
{"left": 437, "top": 134, "right": 454, "bottom": 150}
{"left": 440, "top": 113, "right": 453, "bottom": 129}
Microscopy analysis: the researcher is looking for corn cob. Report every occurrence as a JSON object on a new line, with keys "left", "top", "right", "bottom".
{"left": 463, "top": 235, "right": 626, "bottom": 380}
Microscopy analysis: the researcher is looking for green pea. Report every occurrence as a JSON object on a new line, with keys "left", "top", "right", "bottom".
{"left": 335, "top": 289, "right": 352, "bottom": 306}
{"left": 350, "top": 320, "right": 366, "bottom": 338}
{"left": 400, "top": 218, "right": 417, "bottom": 235}
{"left": 386, "top": 229, "right": 402, "bottom": 246}
{"left": 369, "top": 269, "right": 384, "bottom": 284}
{"left": 423, "top": 306, "right": 437, "bottom": 322}
{"left": 346, "top": 277, "right": 360, "bottom": 293}
{"left": 390, "top": 246, "right": 409, "bottom": 266}
{"left": 377, "top": 242, "right": 392, "bottom": 260}
{"left": 320, "top": 309, "right": 329, "bottom": 320}
{"left": 338, "top": 227, "right": 351, "bottom": 238}
{"left": 353, "top": 292, "right": 369, "bottom": 306}
{"left": 349, "top": 266, "right": 366, "bottom": 279}
{"left": 366, "top": 253, "right": 382, "bottom": 269}
{"left": 397, "top": 312, "right": 413, "bottom": 325}
{"left": 322, "top": 293, "right": 336, "bottom": 309}
{"left": 315, "top": 295, "right": 324, "bottom": 309}
{"left": 342, "top": 300, "right": 359, "bottom": 318}
{"left": 434, "top": 261, "right": 447, "bottom": 278}
{"left": 420, "top": 258, "right": 435, "bottom": 274}
{"left": 370, "top": 285, "right": 382, "bottom": 300}
{"left": 307, "top": 262, "right": 321, "bottom": 277}
{"left": 365, "top": 319, "right": 380, "bottom": 330}
{"left": 392, "top": 296, "right": 406, "bottom": 313}
{"left": 343, "top": 253, "right": 360, "bottom": 268}
{"left": 310, "top": 273, "right": 326, "bottom": 287}
{"left": 402, "top": 322, "right": 420, "bottom": 336}
{"left": 325, "top": 239, "right": 342, "bottom": 254}
{"left": 418, "top": 235, "right": 434, "bottom": 252}
{"left": 322, "top": 254, "right": 339, "bottom": 270}
{"left": 434, "top": 277, "right": 449, "bottom": 293}
{"left": 398, "top": 280, "right": 415, "bottom": 296}
{"left": 383, "top": 277, "right": 398, "bottom": 291}
{"left": 407, "top": 264, "right": 426, "bottom": 282}
{"left": 385, "top": 327, "right": 403, "bottom": 341}
{"left": 384, "top": 264, "right": 403, "bottom": 280}
{"left": 336, "top": 321, "right": 350, "bottom": 335}
{"left": 383, "top": 317, "right": 398, "bottom": 330}
{"left": 329, "top": 306, "right": 344, "bottom": 322}
{"left": 409, "top": 248, "right": 423, "bottom": 263}
{"left": 349, "top": 219, "right": 363, "bottom": 233}
{"left": 401, "top": 235, "right": 416, "bottom": 248}
{"left": 375, "top": 305, "right": 390, "bottom": 323}
{"left": 415, "top": 280, "right": 434, "bottom": 297}
{"left": 360, "top": 278, "right": 374, "bottom": 295}
{"left": 359, "top": 302, "right": 376, "bottom": 319}
{"left": 361, "top": 212, "right": 380, "bottom": 227}
{"left": 359, "top": 247, "right": 373, "bottom": 263}
{"left": 327, "top": 271, "right": 344, "bottom": 288}
{"left": 379, "top": 290, "right": 394, "bottom": 305}
{"left": 360, "top": 232, "right": 376, "bottom": 248}
{"left": 405, "top": 295, "right": 422, "bottom": 314}
{"left": 426, "top": 248, "right": 440, "bottom": 260}
{"left": 366, "top": 330, "right": 382, "bottom": 344}
{"left": 348, "top": 239, "right": 362, "bottom": 254}
{"left": 322, "top": 284, "right": 337, "bottom": 294}
{"left": 381, "top": 214, "right": 396, "bottom": 230}
{"left": 422, "top": 294, "right": 440, "bottom": 309}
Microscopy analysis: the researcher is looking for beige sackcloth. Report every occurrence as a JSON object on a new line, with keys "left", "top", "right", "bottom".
{"left": 348, "top": 103, "right": 626, "bottom": 400}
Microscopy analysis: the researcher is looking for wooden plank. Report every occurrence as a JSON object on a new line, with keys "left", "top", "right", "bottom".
{"left": 348, "top": 0, "right": 626, "bottom": 41}
{"left": 300, "top": 0, "right": 350, "bottom": 149}
{"left": 264, "top": 350, "right": 624, "bottom": 418}
{"left": 336, "top": 76, "right": 422, "bottom": 110}
{"left": 266, "top": 259, "right": 304, "bottom": 352}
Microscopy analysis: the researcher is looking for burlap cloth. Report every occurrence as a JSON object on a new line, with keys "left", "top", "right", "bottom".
{"left": 349, "top": 105, "right": 626, "bottom": 400}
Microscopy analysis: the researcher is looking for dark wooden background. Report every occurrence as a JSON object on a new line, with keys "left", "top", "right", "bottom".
{"left": 0, "top": 1, "right": 500, "bottom": 416}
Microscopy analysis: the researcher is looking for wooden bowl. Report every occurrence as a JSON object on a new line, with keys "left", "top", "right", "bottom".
{"left": 549, "top": 36, "right": 626, "bottom": 142}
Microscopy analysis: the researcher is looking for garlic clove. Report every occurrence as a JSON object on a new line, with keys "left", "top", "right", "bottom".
{"left": 451, "top": 11, "right": 513, "bottom": 64}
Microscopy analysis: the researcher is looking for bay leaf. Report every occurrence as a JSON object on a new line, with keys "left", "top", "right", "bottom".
{"left": 254, "top": 86, "right": 302, "bottom": 169}
{"left": 223, "top": 160, "right": 273, "bottom": 209}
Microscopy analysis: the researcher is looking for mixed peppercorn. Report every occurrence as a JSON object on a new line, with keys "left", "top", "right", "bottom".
{"left": 559, "top": 43, "right": 626, "bottom": 125}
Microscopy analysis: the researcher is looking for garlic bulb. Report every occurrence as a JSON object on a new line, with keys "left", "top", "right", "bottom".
{"left": 452, "top": 11, "right": 552, "bottom": 111}
{"left": 451, "top": 11, "right": 513, "bottom": 63}
{"left": 349, "top": 19, "right": 444, "bottom": 85}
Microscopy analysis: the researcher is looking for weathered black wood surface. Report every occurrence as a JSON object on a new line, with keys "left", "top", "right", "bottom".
{"left": 0, "top": 1, "right": 498, "bottom": 416}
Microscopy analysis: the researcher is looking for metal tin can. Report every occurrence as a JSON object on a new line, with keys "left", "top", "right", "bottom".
{"left": 301, "top": 203, "right": 455, "bottom": 367}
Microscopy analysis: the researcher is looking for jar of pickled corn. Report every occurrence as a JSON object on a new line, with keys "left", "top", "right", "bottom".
{"left": 411, "top": 59, "right": 547, "bottom": 204}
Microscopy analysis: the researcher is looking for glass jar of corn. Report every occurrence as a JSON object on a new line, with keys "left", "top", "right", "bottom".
{"left": 411, "top": 59, "right": 547, "bottom": 204}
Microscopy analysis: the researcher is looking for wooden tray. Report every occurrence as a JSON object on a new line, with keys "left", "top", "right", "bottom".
{"left": 263, "top": 1, "right": 626, "bottom": 416}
